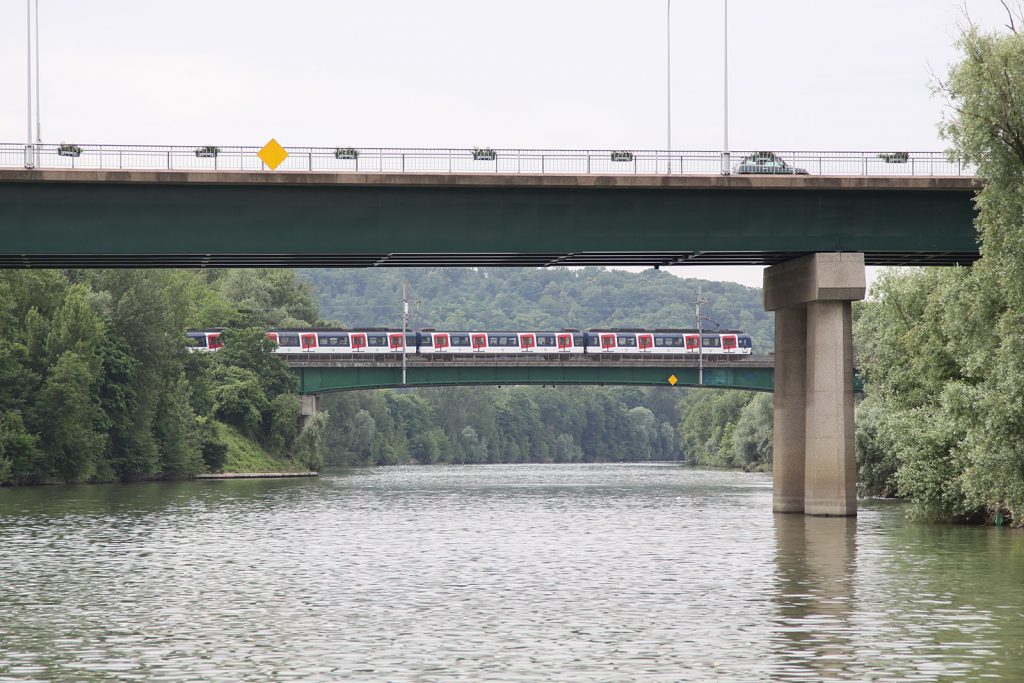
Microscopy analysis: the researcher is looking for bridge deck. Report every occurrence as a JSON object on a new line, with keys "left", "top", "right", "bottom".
{"left": 0, "top": 170, "right": 979, "bottom": 268}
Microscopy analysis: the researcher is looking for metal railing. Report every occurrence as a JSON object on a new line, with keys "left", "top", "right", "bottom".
{"left": 1, "top": 143, "right": 974, "bottom": 177}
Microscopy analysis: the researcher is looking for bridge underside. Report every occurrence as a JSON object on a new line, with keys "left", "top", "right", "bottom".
{"left": 0, "top": 171, "right": 979, "bottom": 268}
{"left": 294, "top": 365, "right": 776, "bottom": 394}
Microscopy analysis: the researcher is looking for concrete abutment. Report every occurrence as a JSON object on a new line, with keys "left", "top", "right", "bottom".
{"left": 764, "top": 253, "right": 865, "bottom": 516}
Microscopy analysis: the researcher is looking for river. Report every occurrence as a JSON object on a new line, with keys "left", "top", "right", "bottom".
{"left": 1, "top": 464, "right": 1022, "bottom": 681}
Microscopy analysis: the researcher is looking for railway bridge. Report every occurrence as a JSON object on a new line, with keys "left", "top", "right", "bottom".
{"left": 0, "top": 144, "right": 982, "bottom": 518}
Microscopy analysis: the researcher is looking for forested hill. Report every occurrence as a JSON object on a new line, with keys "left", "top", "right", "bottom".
{"left": 301, "top": 267, "right": 773, "bottom": 351}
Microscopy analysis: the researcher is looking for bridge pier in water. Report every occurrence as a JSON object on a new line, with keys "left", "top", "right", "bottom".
{"left": 299, "top": 394, "right": 321, "bottom": 431}
{"left": 764, "top": 253, "right": 866, "bottom": 516}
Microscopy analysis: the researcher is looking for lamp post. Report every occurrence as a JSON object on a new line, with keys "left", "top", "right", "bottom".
{"left": 25, "top": 0, "right": 33, "bottom": 168}
{"left": 667, "top": 0, "right": 672, "bottom": 159}
{"left": 721, "top": 0, "right": 730, "bottom": 174}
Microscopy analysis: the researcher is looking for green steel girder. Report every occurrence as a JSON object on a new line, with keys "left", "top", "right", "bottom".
{"left": 294, "top": 365, "right": 776, "bottom": 393}
{"left": 0, "top": 174, "right": 978, "bottom": 266}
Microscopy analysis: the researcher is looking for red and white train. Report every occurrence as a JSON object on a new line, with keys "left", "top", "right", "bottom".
{"left": 187, "top": 328, "right": 754, "bottom": 355}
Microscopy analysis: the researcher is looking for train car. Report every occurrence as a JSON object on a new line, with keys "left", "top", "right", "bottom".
{"left": 420, "top": 330, "right": 587, "bottom": 354}
{"left": 585, "top": 329, "right": 754, "bottom": 355}
{"left": 186, "top": 329, "right": 224, "bottom": 351}
{"left": 190, "top": 327, "right": 752, "bottom": 356}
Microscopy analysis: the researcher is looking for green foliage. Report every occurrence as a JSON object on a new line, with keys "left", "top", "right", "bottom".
{"left": 678, "top": 390, "right": 759, "bottom": 467}
{"left": 302, "top": 266, "right": 773, "bottom": 351}
{"left": 851, "top": 15, "right": 1024, "bottom": 523}
{"left": 0, "top": 268, "right": 321, "bottom": 485}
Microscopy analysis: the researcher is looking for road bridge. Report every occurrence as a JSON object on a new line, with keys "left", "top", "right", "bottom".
{"left": 0, "top": 144, "right": 982, "bottom": 518}
{"left": 0, "top": 145, "right": 978, "bottom": 268}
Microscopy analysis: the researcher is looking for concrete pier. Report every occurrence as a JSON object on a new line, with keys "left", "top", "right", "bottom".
{"left": 299, "top": 394, "right": 321, "bottom": 431}
{"left": 764, "top": 253, "right": 865, "bottom": 516}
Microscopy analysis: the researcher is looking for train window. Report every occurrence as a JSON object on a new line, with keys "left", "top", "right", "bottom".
{"left": 702, "top": 337, "right": 721, "bottom": 348}
{"left": 739, "top": 337, "right": 752, "bottom": 348}
{"left": 367, "top": 335, "right": 387, "bottom": 347}
{"left": 277, "top": 335, "right": 299, "bottom": 347}
{"left": 617, "top": 335, "right": 636, "bottom": 347}
{"left": 187, "top": 334, "right": 208, "bottom": 348}
{"left": 654, "top": 336, "right": 667, "bottom": 347}
{"left": 317, "top": 334, "right": 350, "bottom": 347}
{"left": 451, "top": 334, "right": 470, "bottom": 347}
{"left": 574, "top": 335, "right": 584, "bottom": 347}
{"left": 537, "top": 335, "right": 555, "bottom": 347}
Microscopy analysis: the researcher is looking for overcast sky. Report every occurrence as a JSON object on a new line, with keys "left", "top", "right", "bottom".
{"left": 0, "top": 1, "right": 1011, "bottom": 287}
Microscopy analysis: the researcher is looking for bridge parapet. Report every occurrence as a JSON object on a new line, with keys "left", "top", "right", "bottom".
{"left": 3, "top": 143, "right": 975, "bottom": 178}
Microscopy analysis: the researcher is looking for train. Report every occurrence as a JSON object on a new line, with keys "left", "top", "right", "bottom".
{"left": 187, "top": 328, "right": 754, "bottom": 355}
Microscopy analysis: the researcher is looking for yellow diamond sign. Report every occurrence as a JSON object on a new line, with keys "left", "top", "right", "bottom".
{"left": 668, "top": 374, "right": 678, "bottom": 386}
{"left": 258, "top": 138, "right": 288, "bottom": 170}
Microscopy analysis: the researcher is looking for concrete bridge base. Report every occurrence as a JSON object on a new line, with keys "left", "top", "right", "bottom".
{"left": 299, "top": 394, "right": 321, "bottom": 431}
{"left": 764, "top": 253, "right": 866, "bottom": 516}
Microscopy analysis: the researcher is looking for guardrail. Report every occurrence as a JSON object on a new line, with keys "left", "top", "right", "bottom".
{"left": 1, "top": 143, "right": 973, "bottom": 177}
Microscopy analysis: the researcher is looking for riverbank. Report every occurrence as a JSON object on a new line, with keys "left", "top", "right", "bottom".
{"left": 195, "top": 471, "right": 318, "bottom": 479}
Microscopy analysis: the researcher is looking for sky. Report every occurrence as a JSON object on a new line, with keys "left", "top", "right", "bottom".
{"left": 0, "top": 0, "right": 1013, "bottom": 288}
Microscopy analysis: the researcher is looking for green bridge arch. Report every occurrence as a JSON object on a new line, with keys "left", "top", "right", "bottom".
{"left": 293, "top": 364, "right": 776, "bottom": 394}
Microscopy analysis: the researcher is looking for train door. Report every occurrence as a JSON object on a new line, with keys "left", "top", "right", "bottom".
{"left": 300, "top": 333, "right": 317, "bottom": 352}
{"left": 389, "top": 333, "right": 405, "bottom": 351}
{"left": 433, "top": 333, "right": 449, "bottom": 352}
{"left": 600, "top": 333, "right": 616, "bottom": 352}
{"left": 471, "top": 333, "right": 487, "bottom": 352}
{"left": 207, "top": 332, "right": 223, "bottom": 350}
{"left": 351, "top": 333, "right": 367, "bottom": 352}
{"left": 556, "top": 333, "right": 573, "bottom": 351}
{"left": 266, "top": 332, "right": 279, "bottom": 346}
{"left": 722, "top": 334, "right": 738, "bottom": 353}
{"left": 684, "top": 334, "right": 700, "bottom": 353}
{"left": 519, "top": 333, "right": 535, "bottom": 352}
{"left": 638, "top": 334, "right": 653, "bottom": 352}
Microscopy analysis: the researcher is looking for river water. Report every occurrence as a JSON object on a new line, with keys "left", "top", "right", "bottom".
{"left": 1, "top": 464, "right": 1022, "bottom": 682}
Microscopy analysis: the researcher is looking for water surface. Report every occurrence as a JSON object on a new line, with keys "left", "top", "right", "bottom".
{"left": 1, "top": 464, "right": 1022, "bottom": 681}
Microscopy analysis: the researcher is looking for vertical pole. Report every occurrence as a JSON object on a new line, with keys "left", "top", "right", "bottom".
{"left": 402, "top": 279, "right": 409, "bottom": 386}
{"left": 34, "top": 0, "right": 40, "bottom": 146}
{"left": 721, "top": 0, "right": 730, "bottom": 174}
{"left": 667, "top": 0, "right": 671, "bottom": 170}
{"left": 25, "top": 0, "right": 34, "bottom": 168}
{"left": 696, "top": 286, "right": 704, "bottom": 386}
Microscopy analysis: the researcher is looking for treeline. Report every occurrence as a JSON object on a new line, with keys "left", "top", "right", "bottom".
{"left": 0, "top": 269, "right": 324, "bottom": 485}
{"left": 853, "top": 20, "right": 1024, "bottom": 524}
{"left": 302, "top": 266, "right": 774, "bottom": 352}
{"left": 322, "top": 386, "right": 683, "bottom": 466}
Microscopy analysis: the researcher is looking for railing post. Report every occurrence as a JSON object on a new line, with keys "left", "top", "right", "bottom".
{"left": 402, "top": 153, "right": 405, "bottom": 173}
{"left": 167, "top": 150, "right": 171, "bottom": 170}
{"left": 586, "top": 154, "right": 590, "bottom": 174}
{"left": 308, "top": 151, "right": 312, "bottom": 171}
{"left": 448, "top": 149, "right": 452, "bottom": 173}
{"left": 541, "top": 155, "right": 545, "bottom": 174}
{"left": 119, "top": 149, "right": 123, "bottom": 170}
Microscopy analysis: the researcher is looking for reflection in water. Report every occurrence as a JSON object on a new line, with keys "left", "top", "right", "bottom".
{"left": 0, "top": 466, "right": 1023, "bottom": 681}
{"left": 771, "top": 514, "right": 857, "bottom": 681}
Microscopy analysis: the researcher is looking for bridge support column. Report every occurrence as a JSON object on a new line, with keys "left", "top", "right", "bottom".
{"left": 764, "top": 253, "right": 865, "bottom": 516}
{"left": 299, "top": 394, "right": 321, "bottom": 431}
